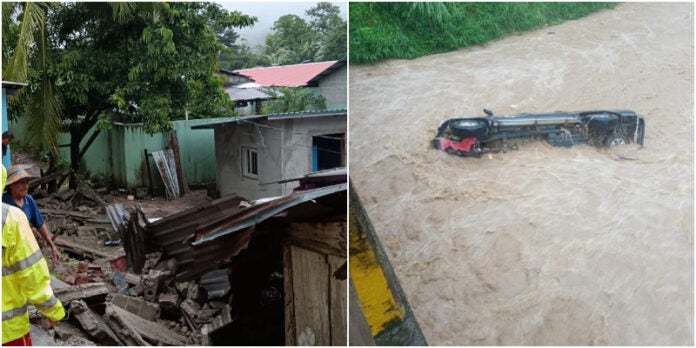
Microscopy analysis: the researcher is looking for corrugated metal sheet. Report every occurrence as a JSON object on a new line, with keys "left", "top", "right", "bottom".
{"left": 190, "top": 109, "right": 347, "bottom": 130}
{"left": 234, "top": 61, "right": 337, "bottom": 87}
{"left": 145, "top": 182, "right": 346, "bottom": 281}
{"left": 225, "top": 87, "right": 272, "bottom": 101}
{"left": 147, "top": 195, "right": 248, "bottom": 268}
{"left": 106, "top": 203, "right": 130, "bottom": 240}
{"left": 152, "top": 149, "right": 179, "bottom": 199}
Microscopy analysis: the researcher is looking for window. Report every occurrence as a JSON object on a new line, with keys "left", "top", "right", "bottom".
{"left": 242, "top": 146, "right": 258, "bottom": 179}
{"left": 312, "top": 133, "right": 344, "bottom": 172}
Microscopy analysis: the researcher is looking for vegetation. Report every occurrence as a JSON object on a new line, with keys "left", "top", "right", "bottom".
{"left": 219, "top": 2, "right": 346, "bottom": 69}
{"left": 2, "top": 2, "right": 256, "bottom": 184}
{"left": 350, "top": 2, "right": 617, "bottom": 64}
{"left": 261, "top": 87, "right": 326, "bottom": 114}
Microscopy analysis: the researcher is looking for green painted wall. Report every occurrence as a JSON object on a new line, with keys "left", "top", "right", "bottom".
{"left": 10, "top": 117, "right": 224, "bottom": 190}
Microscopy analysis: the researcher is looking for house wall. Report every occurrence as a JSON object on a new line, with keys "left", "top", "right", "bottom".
{"left": 10, "top": 117, "right": 227, "bottom": 190}
{"left": 318, "top": 65, "right": 347, "bottom": 109}
{"left": 215, "top": 115, "right": 346, "bottom": 200}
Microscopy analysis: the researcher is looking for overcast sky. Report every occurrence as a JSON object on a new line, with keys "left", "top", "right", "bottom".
{"left": 216, "top": 2, "right": 348, "bottom": 48}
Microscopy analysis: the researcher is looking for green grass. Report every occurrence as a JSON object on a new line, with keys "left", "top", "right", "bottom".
{"left": 350, "top": 2, "right": 618, "bottom": 64}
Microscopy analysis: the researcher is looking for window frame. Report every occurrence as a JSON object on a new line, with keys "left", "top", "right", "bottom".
{"left": 241, "top": 146, "right": 258, "bottom": 179}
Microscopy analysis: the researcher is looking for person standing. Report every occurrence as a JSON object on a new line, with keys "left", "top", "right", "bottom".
{"left": 2, "top": 165, "right": 66, "bottom": 345}
{"left": 2, "top": 165, "right": 61, "bottom": 263}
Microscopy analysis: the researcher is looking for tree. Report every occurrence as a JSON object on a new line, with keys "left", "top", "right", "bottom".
{"left": 307, "top": 2, "right": 346, "bottom": 61}
{"left": 261, "top": 87, "right": 326, "bottom": 114}
{"left": 2, "top": 2, "right": 62, "bottom": 169}
{"left": 3, "top": 2, "right": 256, "bottom": 184}
{"left": 267, "top": 14, "right": 317, "bottom": 64}
{"left": 314, "top": 20, "right": 347, "bottom": 61}
{"left": 218, "top": 39, "right": 265, "bottom": 70}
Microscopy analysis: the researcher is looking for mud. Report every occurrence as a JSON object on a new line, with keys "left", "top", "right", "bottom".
{"left": 349, "top": 3, "right": 693, "bottom": 345}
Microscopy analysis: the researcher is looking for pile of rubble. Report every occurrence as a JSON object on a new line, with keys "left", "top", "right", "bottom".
{"left": 29, "top": 183, "right": 236, "bottom": 345}
{"left": 48, "top": 252, "right": 233, "bottom": 345}
{"left": 26, "top": 169, "right": 347, "bottom": 346}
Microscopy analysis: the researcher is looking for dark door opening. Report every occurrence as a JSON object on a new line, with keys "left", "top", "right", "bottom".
{"left": 312, "top": 133, "right": 344, "bottom": 171}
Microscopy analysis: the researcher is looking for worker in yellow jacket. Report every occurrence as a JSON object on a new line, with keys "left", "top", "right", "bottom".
{"left": 2, "top": 165, "right": 65, "bottom": 345}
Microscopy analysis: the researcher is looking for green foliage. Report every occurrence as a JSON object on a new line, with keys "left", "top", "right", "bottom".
{"left": 3, "top": 2, "right": 256, "bottom": 174}
{"left": 264, "top": 2, "right": 346, "bottom": 65}
{"left": 218, "top": 2, "right": 346, "bottom": 70}
{"left": 218, "top": 39, "right": 266, "bottom": 70}
{"left": 261, "top": 87, "right": 326, "bottom": 114}
{"left": 350, "top": 2, "right": 618, "bottom": 64}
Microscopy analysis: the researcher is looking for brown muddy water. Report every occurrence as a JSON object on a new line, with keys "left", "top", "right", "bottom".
{"left": 349, "top": 3, "right": 693, "bottom": 345}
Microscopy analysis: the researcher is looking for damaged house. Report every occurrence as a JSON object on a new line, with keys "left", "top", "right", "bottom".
{"left": 53, "top": 173, "right": 346, "bottom": 346}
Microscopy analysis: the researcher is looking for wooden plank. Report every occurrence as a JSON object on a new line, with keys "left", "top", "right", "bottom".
{"left": 328, "top": 255, "right": 347, "bottom": 345}
{"left": 167, "top": 131, "right": 190, "bottom": 195}
{"left": 289, "top": 222, "right": 345, "bottom": 257}
{"left": 291, "top": 245, "right": 330, "bottom": 345}
{"left": 283, "top": 243, "right": 296, "bottom": 346}
{"left": 54, "top": 236, "right": 123, "bottom": 260}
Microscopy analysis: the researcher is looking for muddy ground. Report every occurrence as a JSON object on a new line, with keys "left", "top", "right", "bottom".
{"left": 349, "top": 3, "right": 693, "bottom": 345}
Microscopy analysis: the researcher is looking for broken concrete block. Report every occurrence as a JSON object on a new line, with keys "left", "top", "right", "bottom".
{"left": 154, "top": 257, "right": 178, "bottom": 273}
{"left": 141, "top": 269, "right": 166, "bottom": 302}
{"left": 75, "top": 226, "right": 97, "bottom": 238}
{"left": 180, "top": 298, "right": 201, "bottom": 319}
{"left": 187, "top": 283, "right": 208, "bottom": 305}
{"left": 105, "top": 304, "right": 186, "bottom": 346}
{"left": 142, "top": 252, "right": 163, "bottom": 272}
{"left": 54, "top": 283, "right": 109, "bottom": 305}
{"left": 53, "top": 320, "right": 93, "bottom": 343}
{"left": 69, "top": 301, "right": 123, "bottom": 346}
{"left": 111, "top": 294, "right": 160, "bottom": 320}
{"left": 124, "top": 272, "right": 140, "bottom": 285}
{"left": 158, "top": 292, "right": 180, "bottom": 320}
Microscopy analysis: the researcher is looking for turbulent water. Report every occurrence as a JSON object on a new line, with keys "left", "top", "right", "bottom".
{"left": 349, "top": 3, "right": 693, "bottom": 345}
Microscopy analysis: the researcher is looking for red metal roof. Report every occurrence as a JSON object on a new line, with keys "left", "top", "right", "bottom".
{"left": 234, "top": 61, "right": 338, "bottom": 87}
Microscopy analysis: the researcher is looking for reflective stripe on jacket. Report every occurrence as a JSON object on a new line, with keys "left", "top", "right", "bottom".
{"left": 2, "top": 203, "right": 65, "bottom": 344}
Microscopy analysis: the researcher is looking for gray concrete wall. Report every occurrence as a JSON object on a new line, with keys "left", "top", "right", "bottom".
{"left": 216, "top": 115, "right": 346, "bottom": 200}
{"left": 319, "top": 65, "right": 347, "bottom": 109}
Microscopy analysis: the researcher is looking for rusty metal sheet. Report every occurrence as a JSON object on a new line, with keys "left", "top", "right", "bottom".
{"left": 191, "top": 183, "right": 347, "bottom": 246}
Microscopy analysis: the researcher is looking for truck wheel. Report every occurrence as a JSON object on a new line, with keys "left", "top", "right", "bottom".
{"left": 605, "top": 134, "right": 628, "bottom": 147}
{"left": 587, "top": 113, "right": 619, "bottom": 129}
{"left": 446, "top": 147, "right": 455, "bottom": 155}
{"left": 451, "top": 119, "right": 488, "bottom": 138}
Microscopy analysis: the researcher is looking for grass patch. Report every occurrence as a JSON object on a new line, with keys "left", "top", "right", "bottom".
{"left": 350, "top": 2, "right": 617, "bottom": 64}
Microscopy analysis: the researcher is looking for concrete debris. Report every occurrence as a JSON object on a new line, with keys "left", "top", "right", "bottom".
{"left": 28, "top": 178, "right": 346, "bottom": 346}
{"left": 69, "top": 300, "right": 123, "bottom": 346}
{"left": 110, "top": 294, "right": 160, "bottom": 321}
{"left": 105, "top": 304, "right": 187, "bottom": 346}
{"left": 54, "top": 283, "right": 110, "bottom": 305}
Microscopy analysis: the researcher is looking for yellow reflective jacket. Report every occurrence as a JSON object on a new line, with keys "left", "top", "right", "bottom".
{"left": 2, "top": 202, "right": 65, "bottom": 343}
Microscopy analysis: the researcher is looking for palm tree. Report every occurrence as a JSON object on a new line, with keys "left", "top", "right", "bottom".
{"left": 2, "top": 2, "right": 159, "bottom": 172}
{"left": 3, "top": 2, "right": 62, "bottom": 169}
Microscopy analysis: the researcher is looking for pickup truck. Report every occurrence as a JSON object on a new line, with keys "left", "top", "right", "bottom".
{"left": 433, "top": 109, "right": 645, "bottom": 157}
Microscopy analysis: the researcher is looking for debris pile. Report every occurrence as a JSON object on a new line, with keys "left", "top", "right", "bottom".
{"left": 30, "top": 175, "right": 347, "bottom": 346}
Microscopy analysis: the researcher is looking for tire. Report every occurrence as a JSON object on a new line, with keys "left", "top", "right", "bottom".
{"left": 451, "top": 119, "right": 488, "bottom": 138}
{"left": 605, "top": 134, "right": 629, "bottom": 147}
{"left": 586, "top": 113, "right": 619, "bottom": 130}
{"left": 446, "top": 147, "right": 455, "bottom": 155}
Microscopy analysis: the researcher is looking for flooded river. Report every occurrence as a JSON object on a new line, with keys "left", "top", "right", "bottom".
{"left": 349, "top": 3, "right": 693, "bottom": 345}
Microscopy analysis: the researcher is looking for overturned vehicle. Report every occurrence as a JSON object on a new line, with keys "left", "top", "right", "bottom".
{"left": 433, "top": 109, "right": 645, "bottom": 157}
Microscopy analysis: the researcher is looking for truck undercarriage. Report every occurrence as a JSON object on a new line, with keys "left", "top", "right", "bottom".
{"left": 433, "top": 109, "right": 645, "bottom": 157}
